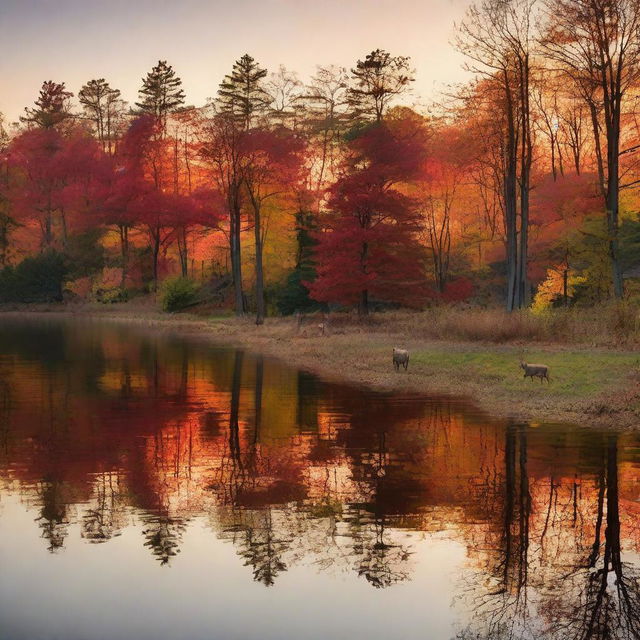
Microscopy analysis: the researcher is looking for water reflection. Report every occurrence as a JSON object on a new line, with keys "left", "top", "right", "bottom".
{"left": 1, "top": 317, "right": 640, "bottom": 639}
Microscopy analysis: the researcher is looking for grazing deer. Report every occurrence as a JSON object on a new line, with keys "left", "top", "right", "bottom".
{"left": 520, "top": 361, "right": 550, "bottom": 383}
{"left": 393, "top": 348, "right": 410, "bottom": 372}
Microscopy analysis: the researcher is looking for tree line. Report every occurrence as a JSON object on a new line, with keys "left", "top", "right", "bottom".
{"left": 2, "top": 0, "right": 640, "bottom": 319}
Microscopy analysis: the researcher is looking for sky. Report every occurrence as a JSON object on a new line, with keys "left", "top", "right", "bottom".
{"left": 0, "top": 0, "right": 472, "bottom": 125}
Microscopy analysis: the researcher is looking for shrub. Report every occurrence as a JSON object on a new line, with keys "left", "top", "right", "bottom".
{"left": 91, "top": 267, "right": 130, "bottom": 304}
{"left": 276, "top": 270, "right": 324, "bottom": 316}
{"left": 0, "top": 250, "right": 67, "bottom": 303}
{"left": 160, "top": 276, "right": 199, "bottom": 312}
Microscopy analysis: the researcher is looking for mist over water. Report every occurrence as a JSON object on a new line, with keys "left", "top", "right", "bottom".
{"left": 1, "top": 317, "right": 639, "bottom": 640}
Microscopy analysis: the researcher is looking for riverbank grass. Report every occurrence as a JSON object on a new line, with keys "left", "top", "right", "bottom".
{"left": 409, "top": 347, "right": 639, "bottom": 400}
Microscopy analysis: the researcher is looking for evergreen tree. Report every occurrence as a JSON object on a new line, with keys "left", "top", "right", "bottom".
{"left": 21, "top": 81, "right": 74, "bottom": 129}
{"left": 277, "top": 210, "right": 323, "bottom": 315}
{"left": 347, "top": 49, "right": 414, "bottom": 122}
{"left": 217, "top": 54, "right": 271, "bottom": 130}
{"left": 136, "top": 60, "right": 185, "bottom": 130}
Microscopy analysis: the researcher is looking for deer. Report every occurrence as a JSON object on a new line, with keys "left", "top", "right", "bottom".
{"left": 520, "top": 361, "right": 550, "bottom": 383}
{"left": 393, "top": 348, "right": 410, "bottom": 372}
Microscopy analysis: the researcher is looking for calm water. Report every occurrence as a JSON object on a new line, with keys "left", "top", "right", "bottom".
{"left": 1, "top": 318, "right": 640, "bottom": 640}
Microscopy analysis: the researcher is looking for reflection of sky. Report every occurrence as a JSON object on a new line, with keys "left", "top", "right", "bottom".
{"left": 0, "top": 0, "right": 472, "bottom": 124}
{"left": 0, "top": 494, "right": 466, "bottom": 640}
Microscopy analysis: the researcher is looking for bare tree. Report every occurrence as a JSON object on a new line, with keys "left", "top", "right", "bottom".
{"left": 541, "top": 0, "right": 640, "bottom": 299}
{"left": 266, "top": 65, "right": 304, "bottom": 129}
{"left": 456, "top": 0, "right": 536, "bottom": 310}
{"left": 79, "top": 78, "right": 126, "bottom": 155}
{"left": 301, "top": 65, "right": 349, "bottom": 211}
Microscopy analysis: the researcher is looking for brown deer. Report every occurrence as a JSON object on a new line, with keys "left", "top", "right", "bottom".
{"left": 520, "top": 361, "right": 550, "bottom": 383}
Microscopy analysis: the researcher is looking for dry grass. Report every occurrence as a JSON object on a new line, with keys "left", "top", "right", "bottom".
{"left": 4, "top": 300, "right": 640, "bottom": 346}
{"left": 320, "top": 304, "right": 640, "bottom": 346}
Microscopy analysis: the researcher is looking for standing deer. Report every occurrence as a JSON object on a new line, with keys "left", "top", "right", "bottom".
{"left": 520, "top": 361, "right": 550, "bottom": 383}
{"left": 393, "top": 348, "right": 410, "bottom": 372}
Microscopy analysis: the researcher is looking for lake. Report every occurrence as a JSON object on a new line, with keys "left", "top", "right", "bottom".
{"left": 0, "top": 317, "right": 639, "bottom": 640}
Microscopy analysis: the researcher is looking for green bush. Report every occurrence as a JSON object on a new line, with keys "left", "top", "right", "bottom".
{"left": 276, "top": 270, "right": 324, "bottom": 315}
{"left": 160, "top": 276, "right": 199, "bottom": 312}
{"left": 0, "top": 250, "right": 67, "bottom": 303}
{"left": 93, "top": 285, "right": 130, "bottom": 304}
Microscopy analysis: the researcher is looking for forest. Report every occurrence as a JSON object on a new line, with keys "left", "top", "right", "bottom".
{"left": 2, "top": 0, "right": 640, "bottom": 324}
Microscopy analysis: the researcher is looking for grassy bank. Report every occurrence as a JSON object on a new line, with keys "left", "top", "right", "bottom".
{"left": 3, "top": 304, "right": 640, "bottom": 429}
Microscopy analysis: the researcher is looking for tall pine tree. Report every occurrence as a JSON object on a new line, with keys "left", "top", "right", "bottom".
{"left": 217, "top": 54, "right": 271, "bottom": 130}
{"left": 21, "top": 81, "right": 74, "bottom": 129}
{"left": 136, "top": 61, "right": 185, "bottom": 131}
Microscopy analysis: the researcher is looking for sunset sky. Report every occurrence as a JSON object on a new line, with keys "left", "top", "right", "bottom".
{"left": 0, "top": 0, "right": 471, "bottom": 125}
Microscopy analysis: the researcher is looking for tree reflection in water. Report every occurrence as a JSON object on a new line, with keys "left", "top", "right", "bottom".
{"left": 1, "top": 318, "right": 640, "bottom": 639}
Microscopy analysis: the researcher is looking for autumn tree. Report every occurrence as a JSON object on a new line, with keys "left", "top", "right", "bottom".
{"left": 9, "top": 129, "right": 69, "bottom": 248}
{"left": 0, "top": 114, "right": 16, "bottom": 265}
{"left": 202, "top": 54, "right": 272, "bottom": 316}
{"left": 533, "top": 84, "right": 565, "bottom": 181}
{"left": 458, "top": 81, "right": 507, "bottom": 258}
{"left": 167, "top": 107, "right": 208, "bottom": 276}
{"left": 419, "top": 122, "right": 471, "bottom": 294}
{"left": 456, "top": 0, "right": 536, "bottom": 311}
{"left": 119, "top": 115, "right": 214, "bottom": 289}
{"left": 115, "top": 115, "right": 171, "bottom": 288}
{"left": 242, "top": 128, "right": 304, "bottom": 324}
{"left": 100, "top": 121, "right": 150, "bottom": 288}
{"left": 308, "top": 117, "right": 428, "bottom": 314}
{"left": 21, "top": 81, "right": 74, "bottom": 130}
{"left": 530, "top": 172, "right": 602, "bottom": 306}
{"left": 541, "top": 0, "right": 640, "bottom": 299}
{"left": 559, "top": 98, "right": 587, "bottom": 176}
{"left": 201, "top": 113, "right": 247, "bottom": 314}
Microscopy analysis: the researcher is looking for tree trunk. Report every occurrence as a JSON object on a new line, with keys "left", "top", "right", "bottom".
{"left": 254, "top": 203, "right": 266, "bottom": 326}
{"left": 230, "top": 192, "right": 245, "bottom": 316}
{"left": 359, "top": 289, "right": 369, "bottom": 316}
{"left": 119, "top": 225, "right": 129, "bottom": 289}
{"left": 177, "top": 226, "right": 188, "bottom": 277}
{"left": 606, "top": 116, "right": 624, "bottom": 299}
{"left": 152, "top": 228, "right": 160, "bottom": 292}
{"left": 359, "top": 240, "right": 369, "bottom": 315}
{"left": 518, "top": 55, "right": 532, "bottom": 309}
{"left": 504, "top": 78, "right": 519, "bottom": 312}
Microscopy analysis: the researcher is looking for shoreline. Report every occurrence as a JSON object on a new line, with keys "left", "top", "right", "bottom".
{"left": 2, "top": 306, "right": 640, "bottom": 431}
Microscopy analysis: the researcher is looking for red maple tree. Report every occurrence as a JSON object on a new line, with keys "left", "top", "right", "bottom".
{"left": 307, "top": 119, "right": 428, "bottom": 313}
